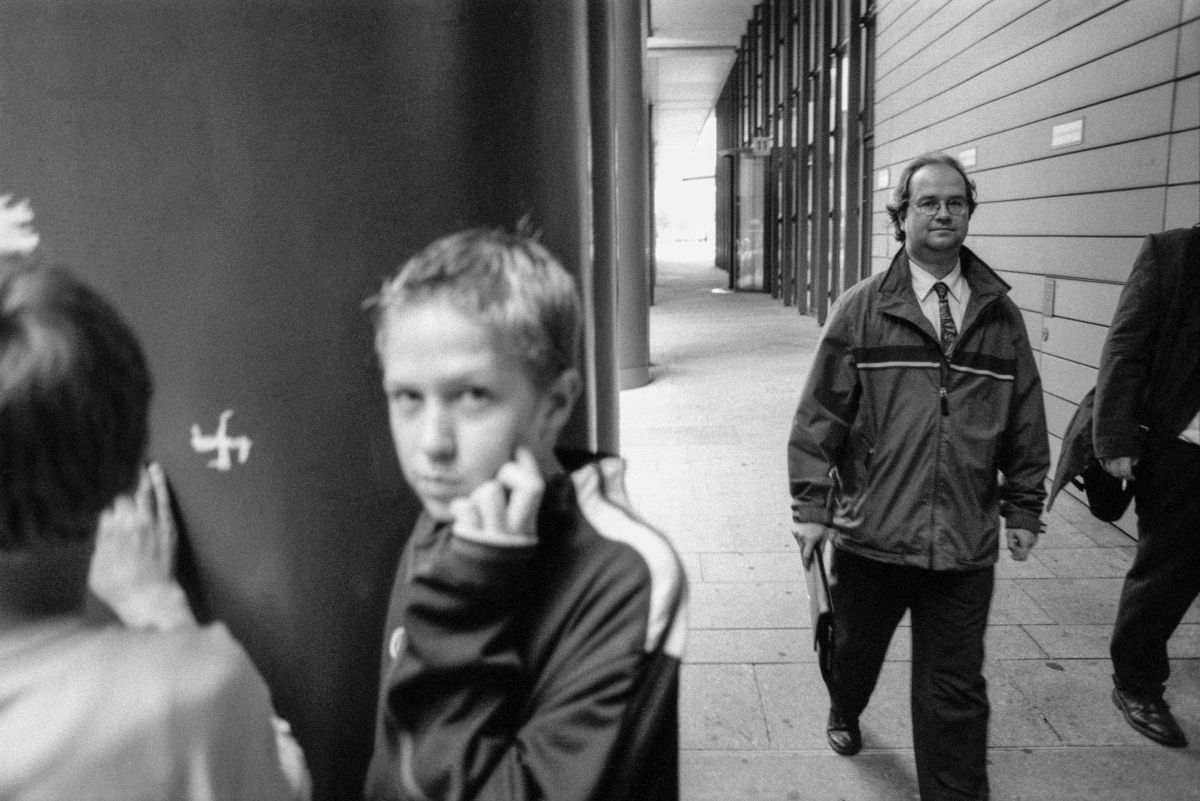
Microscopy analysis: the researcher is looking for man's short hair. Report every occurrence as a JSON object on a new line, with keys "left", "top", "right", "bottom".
{"left": 0, "top": 260, "right": 151, "bottom": 549}
{"left": 885, "top": 153, "right": 978, "bottom": 242}
{"left": 367, "top": 228, "right": 582, "bottom": 389}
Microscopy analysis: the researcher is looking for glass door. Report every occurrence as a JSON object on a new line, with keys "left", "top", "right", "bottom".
{"left": 735, "top": 151, "right": 767, "bottom": 290}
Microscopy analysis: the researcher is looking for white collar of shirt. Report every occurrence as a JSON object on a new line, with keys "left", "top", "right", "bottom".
{"left": 908, "top": 255, "right": 968, "bottom": 335}
{"left": 909, "top": 256, "right": 963, "bottom": 303}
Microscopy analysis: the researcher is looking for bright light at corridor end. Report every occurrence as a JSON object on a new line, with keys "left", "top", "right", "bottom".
{"left": 655, "top": 111, "right": 717, "bottom": 246}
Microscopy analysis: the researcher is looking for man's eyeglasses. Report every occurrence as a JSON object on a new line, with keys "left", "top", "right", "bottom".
{"left": 912, "top": 198, "right": 969, "bottom": 216}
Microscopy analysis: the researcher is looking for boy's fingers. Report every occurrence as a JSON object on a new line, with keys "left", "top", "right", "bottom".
{"left": 449, "top": 497, "right": 483, "bottom": 535}
{"left": 496, "top": 447, "right": 542, "bottom": 493}
{"left": 496, "top": 448, "right": 544, "bottom": 537}
{"left": 133, "top": 466, "right": 154, "bottom": 520}
{"left": 513, "top": 446, "right": 539, "bottom": 473}
{"left": 470, "top": 481, "right": 509, "bottom": 534}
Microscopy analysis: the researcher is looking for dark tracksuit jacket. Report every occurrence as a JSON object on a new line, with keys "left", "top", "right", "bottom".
{"left": 788, "top": 246, "right": 1049, "bottom": 569}
{"left": 364, "top": 454, "right": 688, "bottom": 801}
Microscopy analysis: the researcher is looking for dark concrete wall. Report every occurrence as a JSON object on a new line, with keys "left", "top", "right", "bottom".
{"left": 0, "top": 1, "right": 593, "bottom": 797}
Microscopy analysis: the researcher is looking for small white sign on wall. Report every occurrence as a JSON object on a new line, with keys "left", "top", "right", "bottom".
{"left": 958, "top": 147, "right": 977, "bottom": 168}
{"left": 1051, "top": 119, "right": 1084, "bottom": 148}
{"left": 876, "top": 168, "right": 890, "bottom": 190}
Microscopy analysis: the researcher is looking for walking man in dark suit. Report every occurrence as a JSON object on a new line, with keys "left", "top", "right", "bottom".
{"left": 1095, "top": 224, "right": 1200, "bottom": 748}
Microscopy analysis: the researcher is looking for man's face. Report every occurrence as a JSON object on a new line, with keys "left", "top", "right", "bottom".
{"left": 902, "top": 164, "right": 970, "bottom": 264}
{"left": 380, "top": 300, "right": 550, "bottom": 522}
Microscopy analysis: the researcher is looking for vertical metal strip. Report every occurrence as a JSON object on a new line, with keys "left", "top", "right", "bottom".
{"left": 781, "top": 0, "right": 797, "bottom": 306}
{"left": 797, "top": 0, "right": 812, "bottom": 314}
{"left": 813, "top": 0, "right": 832, "bottom": 324}
{"left": 830, "top": 1, "right": 844, "bottom": 304}
{"left": 861, "top": 3, "right": 877, "bottom": 278}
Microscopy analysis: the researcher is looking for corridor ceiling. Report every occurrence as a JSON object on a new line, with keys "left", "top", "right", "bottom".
{"left": 647, "top": 0, "right": 756, "bottom": 179}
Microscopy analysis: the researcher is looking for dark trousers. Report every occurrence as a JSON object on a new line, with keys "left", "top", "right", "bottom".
{"left": 1111, "top": 437, "right": 1200, "bottom": 697}
{"left": 827, "top": 548, "right": 994, "bottom": 801}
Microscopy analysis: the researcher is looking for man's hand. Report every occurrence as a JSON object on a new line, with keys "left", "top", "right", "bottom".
{"left": 793, "top": 522, "right": 834, "bottom": 568}
{"left": 88, "top": 463, "right": 197, "bottom": 630}
{"left": 449, "top": 447, "right": 544, "bottom": 547}
{"left": 1006, "top": 528, "right": 1037, "bottom": 562}
{"left": 1100, "top": 456, "right": 1137, "bottom": 481}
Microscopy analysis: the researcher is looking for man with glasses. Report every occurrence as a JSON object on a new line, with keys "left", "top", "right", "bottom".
{"left": 788, "top": 153, "right": 1049, "bottom": 800}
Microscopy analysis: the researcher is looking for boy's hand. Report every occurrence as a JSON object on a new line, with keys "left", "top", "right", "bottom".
{"left": 88, "top": 463, "right": 197, "bottom": 630}
{"left": 449, "top": 447, "right": 544, "bottom": 547}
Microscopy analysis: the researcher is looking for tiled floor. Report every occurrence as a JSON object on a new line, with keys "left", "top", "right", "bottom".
{"left": 620, "top": 244, "right": 1200, "bottom": 800}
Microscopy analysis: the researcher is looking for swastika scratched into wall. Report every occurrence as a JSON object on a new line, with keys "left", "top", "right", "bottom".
{"left": 190, "top": 409, "right": 252, "bottom": 471}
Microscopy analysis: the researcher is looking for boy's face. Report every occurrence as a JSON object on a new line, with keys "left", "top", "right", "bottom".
{"left": 380, "top": 299, "right": 561, "bottom": 522}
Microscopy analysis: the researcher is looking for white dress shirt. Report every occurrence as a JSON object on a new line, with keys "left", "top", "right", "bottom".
{"left": 908, "top": 255, "right": 969, "bottom": 338}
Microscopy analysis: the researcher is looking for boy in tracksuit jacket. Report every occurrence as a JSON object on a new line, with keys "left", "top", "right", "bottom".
{"left": 362, "top": 229, "right": 688, "bottom": 801}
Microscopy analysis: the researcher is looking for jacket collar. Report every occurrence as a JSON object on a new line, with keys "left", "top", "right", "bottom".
{"left": 877, "top": 244, "right": 1010, "bottom": 341}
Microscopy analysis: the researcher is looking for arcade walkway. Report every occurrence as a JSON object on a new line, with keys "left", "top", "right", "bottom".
{"left": 619, "top": 243, "right": 1200, "bottom": 801}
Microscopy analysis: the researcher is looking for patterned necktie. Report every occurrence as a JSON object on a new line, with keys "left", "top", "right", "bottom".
{"left": 933, "top": 281, "right": 957, "bottom": 354}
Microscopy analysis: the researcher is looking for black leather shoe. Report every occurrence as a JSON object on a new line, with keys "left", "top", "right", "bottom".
{"left": 826, "top": 709, "right": 862, "bottom": 756}
{"left": 1113, "top": 687, "right": 1188, "bottom": 748}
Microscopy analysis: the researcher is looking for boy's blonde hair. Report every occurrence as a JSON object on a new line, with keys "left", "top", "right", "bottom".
{"left": 367, "top": 228, "right": 582, "bottom": 389}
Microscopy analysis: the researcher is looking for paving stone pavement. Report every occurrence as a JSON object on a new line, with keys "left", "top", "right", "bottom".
{"left": 620, "top": 244, "right": 1200, "bottom": 801}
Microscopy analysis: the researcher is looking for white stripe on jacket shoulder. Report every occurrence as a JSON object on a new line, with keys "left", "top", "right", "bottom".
{"left": 570, "top": 457, "right": 688, "bottom": 660}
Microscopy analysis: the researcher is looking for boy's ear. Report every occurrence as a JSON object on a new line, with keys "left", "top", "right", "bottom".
{"left": 535, "top": 368, "right": 582, "bottom": 446}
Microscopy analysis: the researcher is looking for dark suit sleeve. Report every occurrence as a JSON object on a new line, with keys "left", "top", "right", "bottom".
{"left": 997, "top": 302, "right": 1050, "bottom": 533}
{"left": 1094, "top": 234, "right": 1162, "bottom": 460}
{"left": 787, "top": 295, "right": 861, "bottom": 525}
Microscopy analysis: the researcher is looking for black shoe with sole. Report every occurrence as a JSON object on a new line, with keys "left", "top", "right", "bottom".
{"left": 1112, "top": 687, "right": 1188, "bottom": 748}
{"left": 826, "top": 709, "right": 862, "bottom": 756}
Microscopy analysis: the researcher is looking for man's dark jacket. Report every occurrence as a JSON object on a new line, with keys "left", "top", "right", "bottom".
{"left": 1094, "top": 225, "right": 1200, "bottom": 459}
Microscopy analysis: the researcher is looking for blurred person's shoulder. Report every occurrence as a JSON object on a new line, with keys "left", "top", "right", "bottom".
{"left": 0, "top": 620, "right": 278, "bottom": 799}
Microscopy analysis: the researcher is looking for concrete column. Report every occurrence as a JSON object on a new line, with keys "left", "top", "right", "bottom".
{"left": 588, "top": 0, "right": 621, "bottom": 452}
{"left": 614, "top": 0, "right": 652, "bottom": 390}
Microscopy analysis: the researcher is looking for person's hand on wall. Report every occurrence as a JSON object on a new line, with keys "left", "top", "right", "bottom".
{"left": 88, "top": 462, "right": 198, "bottom": 631}
{"left": 0, "top": 194, "right": 39, "bottom": 256}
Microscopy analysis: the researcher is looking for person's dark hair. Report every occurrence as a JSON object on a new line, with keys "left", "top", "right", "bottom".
{"left": 885, "top": 153, "right": 978, "bottom": 242}
{"left": 0, "top": 259, "right": 151, "bottom": 549}
{"left": 366, "top": 227, "right": 582, "bottom": 390}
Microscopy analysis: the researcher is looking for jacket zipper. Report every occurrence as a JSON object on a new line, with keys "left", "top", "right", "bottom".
{"left": 932, "top": 350, "right": 946, "bottom": 567}
{"left": 929, "top": 296, "right": 1000, "bottom": 564}
{"left": 939, "top": 360, "right": 949, "bottom": 416}
{"left": 883, "top": 273, "right": 1007, "bottom": 568}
